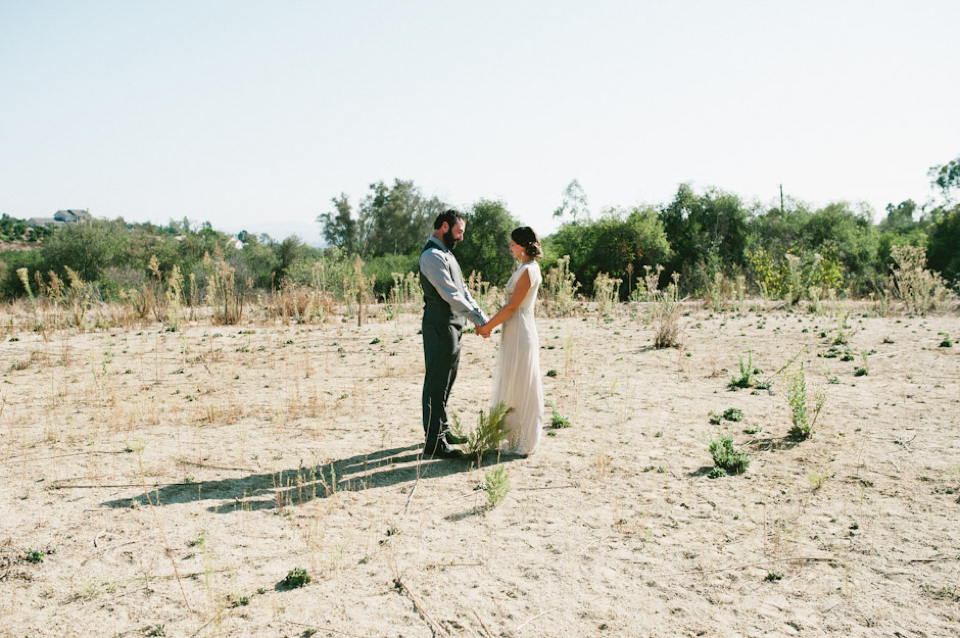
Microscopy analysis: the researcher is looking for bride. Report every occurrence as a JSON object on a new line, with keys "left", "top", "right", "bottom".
{"left": 475, "top": 227, "right": 544, "bottom": 456}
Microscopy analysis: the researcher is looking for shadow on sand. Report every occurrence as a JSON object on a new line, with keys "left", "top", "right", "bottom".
{"left": 101, "top": 444, "right": 498, "bottom": 513}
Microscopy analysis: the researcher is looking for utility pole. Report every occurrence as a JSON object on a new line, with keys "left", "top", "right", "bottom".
{"left": 780, "top": 184, "right": 784, "bottom": 215}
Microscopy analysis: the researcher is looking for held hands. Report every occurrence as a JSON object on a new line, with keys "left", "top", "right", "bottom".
{"left": 474, "top": 323, "right": 492, "bottom": 338}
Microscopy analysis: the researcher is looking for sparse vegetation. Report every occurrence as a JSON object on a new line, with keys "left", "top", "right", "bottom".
{"left": 0, "top": 260, "right": 957, "bottom": 637}
{"left": 722, "top": 408, "right": 744, "bottom": 422}
{"left": 708, "top": 434, "right": 750, "bottom": 476}
{"left": 728, "top": 352, "right": 770, "bottom": 390}
{"left": 787, "top": 363, "right": 825, "bottom": 440}
{"left": 809, "top": 470, "right": 830, "bottom": 490}
{"left": 653, "top": 273, "right": 683, "bottom": 349}
{"left": 549, "top": 401, "right": 571, "bottom": 428}
{"left": 480, "top": 465, "right": 511, "bottom": 508}
{"left": 887, "top": 245, "right": 953, "bottom": 315}
{"left": 452, "top": 402, "right": 513, "bottom": 465}
{"left": 282, "top": 567, "right": 311, "bottom": 589}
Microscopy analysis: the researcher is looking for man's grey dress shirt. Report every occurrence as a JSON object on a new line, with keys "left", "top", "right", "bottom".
{"left": 419, "top": 236, "right": 488, "bottom": 327}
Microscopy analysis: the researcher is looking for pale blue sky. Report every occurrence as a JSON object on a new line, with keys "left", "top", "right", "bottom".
{"left": 2, "top": 1, "right": 958, "bottom": 244}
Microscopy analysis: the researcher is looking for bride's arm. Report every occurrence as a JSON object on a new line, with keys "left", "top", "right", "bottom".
{"left": 475, "top": 269, "right": 532, "bottom": 337}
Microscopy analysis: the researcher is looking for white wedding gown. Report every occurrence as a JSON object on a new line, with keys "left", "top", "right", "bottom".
{"left": 491, "top": 261, "right": 543, "bottom": 455}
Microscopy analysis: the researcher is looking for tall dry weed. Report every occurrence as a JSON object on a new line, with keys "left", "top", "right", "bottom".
{"left": 543, "top": 255, "right": 580, "bottom": 317}
{"left": 205, "top": 249, "right": 245, "bottom": 325}
{"left": 887, "top": 245, "right": 953, "bottom": 315}
{"left": 593, "top": 272, "right": 622, "bottom": 318}
{"left": 653, "top": 273, "right": 683, "bottom": 349}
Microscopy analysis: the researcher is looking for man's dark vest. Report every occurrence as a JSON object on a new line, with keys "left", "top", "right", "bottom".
{"left": 420, "top": 240, "right": 464, "bottom": 327}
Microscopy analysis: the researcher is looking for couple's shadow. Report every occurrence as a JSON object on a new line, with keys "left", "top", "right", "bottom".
{"left": 101, "top": 445, "right": 504, "bottom": 512}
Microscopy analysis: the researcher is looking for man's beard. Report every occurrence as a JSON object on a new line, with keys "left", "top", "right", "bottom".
{"left": 442, "top": 229, "right": 457, "bottom": 250}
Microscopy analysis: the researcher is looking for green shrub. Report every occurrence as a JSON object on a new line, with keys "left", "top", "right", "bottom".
{"left": 708, "top": 434, "right": 750, "bottom": 475}
{"left": 722, "top": 408, "right": 744, "bottom": 422}
{"left": 480, "top": 465, "right": 511, "bottom": 508}
{"left": 452, "top": 402, "right": 513, "bottom": 465}
{"left": 787, "top": 363, "right": 825, "bottom": 440}
{"left": 549, "top": 402, "right": 571, "bottom": 428}
{"left": 728, "top": 352, "right": 770, "bottom": 390}
{"left": 282, "top": 567, "right": 311, "bottom": 589}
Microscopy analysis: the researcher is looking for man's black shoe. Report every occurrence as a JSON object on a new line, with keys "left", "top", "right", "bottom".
{"left": 429, "top": 445, "right": 464, "bottom": 459}
{"left": 423, "top": 440, "right": 464, "bottom": 459}
{"left": 443, "top": 431, "right": 469, "bottom": 445}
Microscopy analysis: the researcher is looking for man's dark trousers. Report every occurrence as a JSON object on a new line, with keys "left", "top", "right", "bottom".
{"left": 422, "top": 316, "right": 461, "bottom": 451}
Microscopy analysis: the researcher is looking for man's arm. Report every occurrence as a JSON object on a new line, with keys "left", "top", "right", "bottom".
{"left": 419, "top": 249, "right": 488, "bottom": 326}
{"left": 460, "top": 277, "right": 488, "bottom": 324}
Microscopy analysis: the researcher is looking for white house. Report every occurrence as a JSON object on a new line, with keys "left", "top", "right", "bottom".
{"left": 27, "top": 209, "right": 92, "bottom": 228}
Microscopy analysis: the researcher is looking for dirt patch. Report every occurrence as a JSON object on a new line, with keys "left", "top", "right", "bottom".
{"left": 1, "top": 302, "right": 959, "bottom": 637}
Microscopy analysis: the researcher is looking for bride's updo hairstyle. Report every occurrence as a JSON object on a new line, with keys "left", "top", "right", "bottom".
{"left": 511, "top": 226, "right": 542, "bottom": 259}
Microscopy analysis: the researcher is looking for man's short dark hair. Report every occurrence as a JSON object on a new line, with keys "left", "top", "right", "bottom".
{"left": 434, "top": 209, "right": 465, "bottom": 230}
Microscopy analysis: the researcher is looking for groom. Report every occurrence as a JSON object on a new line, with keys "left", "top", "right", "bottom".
{"left": 419, "top": 210, "right": 489, "bottom": 458}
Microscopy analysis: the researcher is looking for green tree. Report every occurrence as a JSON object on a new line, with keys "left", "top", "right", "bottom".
{"left": 659, "top": 184, "right": 749, "bottom": 291}
{"left": 553, "top": 179, "right": 590, "bottom": 223}
{"left": 40, "top": 219, "right": 129, "bottom": 282}
{"left": 274, "top": 236, "right": 308, "bottom": 285}
{"left": 236, "top": 235, "right": 280, "bottom": 290}
{"left": 800, "top": 202, "right": 878, "bottom": 288}
{"left": 879, "top": 200, "right": 918, "bottom": 234}
{"left": 747, "top": 200, "right": 811, "bottom": 256}
{"left": 317, "top": 193, "right": 359, "bottom": 253}
{"left": 456, "top": 199, "right": 520, "bottom": 286}
{"left": 926, "top": 204, "right": 960, "bottom": 285}
{"left": 550, "top": 206, "right": 671, "bottom": 298}
{"left": 929, "top": 154, "right": 960, "bottom": 200}
{"left": 876, "top": 200, "right": 927, "bottom": 272}
{"left": 360, "top": 179, "right": 445, "bottom": 257}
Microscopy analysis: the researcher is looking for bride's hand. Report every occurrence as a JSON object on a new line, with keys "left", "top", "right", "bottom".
{"left": 475, "top": 323, "right": 491, "bottom": 338}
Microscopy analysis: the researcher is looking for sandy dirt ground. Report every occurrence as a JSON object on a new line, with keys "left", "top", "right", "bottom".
{"left": 1, "top": 300, "right": 959, "bottom": 638}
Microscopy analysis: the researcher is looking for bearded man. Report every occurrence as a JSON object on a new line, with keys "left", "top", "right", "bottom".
{"left": 418, "top": 209, "right": 489, "bottom": 458}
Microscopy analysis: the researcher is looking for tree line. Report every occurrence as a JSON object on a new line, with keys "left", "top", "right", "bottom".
{"left": 1, "top": 156, "right": 958, "bottom": 304}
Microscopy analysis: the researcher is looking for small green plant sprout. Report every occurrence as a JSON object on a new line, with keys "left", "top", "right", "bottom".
{"left": 546, "top": 369, "right": 558, "bottom": 377}
{"left": 809, "top": 470, "right": 830, "bottom": 491}
{"left": 854, "top": 350, "right": 870, "bottom": 377}
{"left": 765, "top": 571, "right": 784, "bottom": 582}
{"left": 146, "top": 625, "right": 166, "bottom": 637}
{"left": 939, "top": 332, "right": 953, "bottom": 348}
{"left": 26, "top": 549, "right": 45, "bottom": 564}
{"left": 708, "top": 434, "right": 750, "bottom": 476}
{"left": 188, "top": 532, "right": 206, "bottom": 547}
{"left": 707, "top": 467, "right": 727, "bottom": 479}
{"left": 708, "top": 412, "right": 722, "bottom": 425}
{"left": 786, "top": 363, "right": 826, "bottom": 440}
{"left": 728, "top": 352, "right": 770, "bottom": 390}
{"left": 282, "top": 567, "right": 311, "bottom": 589}
{"left": 479, "top": 465, "right": 511, "bottom": 508}
{"left": 743, "top": 424, "right": 763, "bottom": 435}
{"left": 452, "top": 402, "right": 513, "bottom": 466}
{"left": 548, "top": 401, "right": 571, "bottom": 428}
